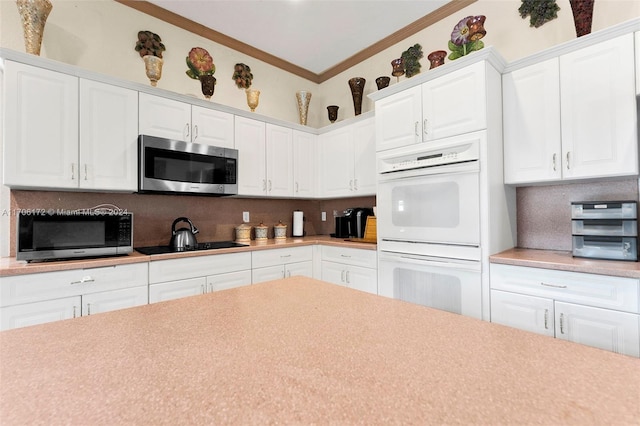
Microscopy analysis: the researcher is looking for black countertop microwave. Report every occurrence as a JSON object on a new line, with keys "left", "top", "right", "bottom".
{"left": 17, "top": 211, "right": 133, "bottom": 262}
{"left": 138, "top": 135, "right": 238, "bottom": 196}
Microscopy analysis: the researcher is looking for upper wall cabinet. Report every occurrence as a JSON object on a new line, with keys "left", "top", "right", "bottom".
{"left": 504, "top": 34, "right": 637, "bottom": 185}
{"left": 3, "top": 61, "right": 138, "bottom": 191}
{"left": 318, "top": 116, "right": 376, "bottom": 198}
{"left": 139, "top": 93, "right": 234, "bottom": 148}
{"left": 292, "top": 130, "right": 316, "bottom": 198}
{"left": 375, "top": 61, "right": 488, "bottom": 152}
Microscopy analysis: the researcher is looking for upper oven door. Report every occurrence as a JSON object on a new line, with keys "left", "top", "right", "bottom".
{"left": 377, "top": 163, "right": 480, "bottom": 246}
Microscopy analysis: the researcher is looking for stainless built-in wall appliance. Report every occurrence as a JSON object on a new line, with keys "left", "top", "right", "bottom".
{"left": 571, "top": 201, "right": 638, "bottom": 261}
{"left": 17, "top": 210, "right": 133, "bottom": 262}
{"left": 138, "top": 135, "right": 238, "bottom": 196}
{"left": 376, "top": 131, "right": 515, "bottom": 320}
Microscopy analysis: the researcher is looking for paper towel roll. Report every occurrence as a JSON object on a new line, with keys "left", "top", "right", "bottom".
{"left": 293, "top": 211, "right": 304, "bottom": 236}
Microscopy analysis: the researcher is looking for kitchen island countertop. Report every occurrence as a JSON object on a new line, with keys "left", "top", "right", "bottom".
{"left": 1, "top": 277, "right": 638, "bottom": 425}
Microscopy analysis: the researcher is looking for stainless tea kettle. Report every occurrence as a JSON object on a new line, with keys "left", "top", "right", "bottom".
{"left": 170, "top": 217, "right": 199, "bottom": 251}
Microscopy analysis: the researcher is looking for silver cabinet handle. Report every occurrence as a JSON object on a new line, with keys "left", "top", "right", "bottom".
{"left": 566, "top": 151, "right": 571, "bottom": 170}
{"left": 423, "top": 118, "right": 428, "bottom": 136}
{"left": 86, "top": 303, "right": 92, "bottom": 316}
{"left": 341, "top": 270, "right": 345, "bottom": 283}
{"left": 340, "top": 254, "right": 351, "bottom": 258}
{"left": 262, "top": 179, "right": 267, "bottom": 191}
{"left": 540, "top": 282, "right": 567, "bottom": 289}
{"left": 544, "top": 309, "right": 549, "bottom": 329}
{"left": 286, "top": 270, "right": 291, "bottom": 278}
{"left": 184, "top": 123, "right": 190, "bottom": 140}
{"left": 201, "top": 284, "right": 206, "bottom": 294}
{"left": 208, "top": 283, "right": 213, "bottom": 293}
{"left": 280, "top": 254, "right": 292, "bottom": 258}
{"left": 559, "top": 313, "right": 565, "bottom": 334}
{"left": 295, "top": 182, "right": 299, "bottom": 193}
{"left": 349, "top": 180, "right": 353, "bottom": 191}
{"left": 70, "top": 276, "right": 95, "bottom": 285}
{"left": 71, "top": 163, "right": 75, "bottom": 180}
{"left": 345, "top": 270, "right": 350, "bottom": 284}
{"left": 193, "top": 124, "right": 198, "bottom": 141}
{"left": 84, "top": 164, "right": 88, "bottom": 181}
{"left": 73, "top": 306, "right": 78, "bottom": 318}
{"left": 552, "top": 154, "right": 557, "bottom": 171}
{"left": 414, "top": 121, "right": 419, "bottom": 136}
{"left": 268, "top": 180, "right": 272, "bottom": 191}
{"left": 354, "top": 179, "right": 358, "bottom": 191}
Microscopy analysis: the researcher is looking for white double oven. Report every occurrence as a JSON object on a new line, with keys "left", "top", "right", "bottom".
{"left": 376, "top": 131, "right": 515, "bottom": 320}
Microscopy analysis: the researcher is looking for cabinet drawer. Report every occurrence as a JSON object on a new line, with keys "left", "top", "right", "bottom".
{"left": 490, "top": 264, "right": 639, "bottom": 313}
{"left": 251, "top": 246, "right": 312, "bottom": 269}
{"left": 0, "top": 296, "right": 79, "bottom": 331}
{"left": 149, "top": 277, "right": 206, "bottom": 303}
{"left": 149, "top": 252, "right": 251, "bottom": 283}
{"left": 0, "top": 263, "right": 148, "bottom": 307}
{"left": 321, "top": 245, "right": 376, "bottom": 268}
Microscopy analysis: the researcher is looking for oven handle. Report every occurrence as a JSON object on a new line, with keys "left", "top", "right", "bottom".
{"left": 377, "top": 160, "right": 479, "bottom": 182}
{"left": 379, "top": 252, "right": 481, "bottom": 272}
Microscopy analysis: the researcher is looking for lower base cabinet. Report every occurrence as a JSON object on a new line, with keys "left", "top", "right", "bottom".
{"left": 490, "top": 264, "right": 640, "bottom": 357}
{"left": 320, "top": 246, "right": 377, "bottom": 294}
{"left": 251, "top": 246, "right": 313, "bottom": 284}
{"left": 0, "top": 263, "right": 148, "bottom": 331}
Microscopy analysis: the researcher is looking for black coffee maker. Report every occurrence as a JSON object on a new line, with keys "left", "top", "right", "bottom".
{"left": 334, "top": 208, "right": 374, "bottom": 238}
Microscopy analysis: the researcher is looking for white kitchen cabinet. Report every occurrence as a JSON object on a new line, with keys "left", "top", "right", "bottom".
{"left": 318, "top": 116, "right": 376, "bottom": 197}
{"left": 375, "top": 61, "right": 487, "bottom": 152}
{"left": 79, "top": 79, "right": 139, "bottom": 191}
{"left": 3, "top": 61, "right": 79, "bottom": 189}
{"left": 139, "top": 93, "right": 234, "bottom": 148}
{"left": 251, "top": 246, "right": 313, "bottom": 284}
{"left": 148, "top": 252, "right": 252, "bottom": 303}
{"left": 3, "top": 61, "right": 139, "bottom": 191}
{"left": 292, "top": 130, "right": 316, "bottom": 197}
{"left": 320, "top": 245, "right": 377, "bottom": 294}
{"left": 490, "top": 264, "right": 640, "bottom": 357}
{"left": 235, "top": 117, "right": 293, "bottom": 196}
{"left": 636, "top": 31, "right": 640, "bottom": 95}
{"left": 0, "top": 263, "right": 149, "bottom": 330}
{"left": 503, "top": 34, "right": 637, "bottom": 184}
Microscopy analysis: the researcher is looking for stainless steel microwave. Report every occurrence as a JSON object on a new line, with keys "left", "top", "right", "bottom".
{"left": 16, "top": 211, "right": 133, "bottom": 262}
{"left": 138, "top": 135, "right": 238, "bottom": 196}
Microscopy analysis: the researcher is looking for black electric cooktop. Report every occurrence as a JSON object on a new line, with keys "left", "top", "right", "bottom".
{"left": 135, "top": 241, "right": 248, "bottom": 255}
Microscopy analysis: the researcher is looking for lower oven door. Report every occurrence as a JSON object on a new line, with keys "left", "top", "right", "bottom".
{"left": 377, "top": 162, "right": 480, "bottom": 246}
{"left": 378, "top": 251, "right": 482, "bottom": 319}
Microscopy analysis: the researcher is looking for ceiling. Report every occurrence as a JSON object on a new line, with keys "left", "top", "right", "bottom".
{"left": 119, "top": 0, "right": 474, "bottom": 82}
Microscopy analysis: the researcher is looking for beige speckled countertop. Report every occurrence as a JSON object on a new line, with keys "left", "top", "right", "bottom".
{"left": 0, "top": 236, "right": 375, "bottom": 277}
{"left": 490, "top": 248, "right": 640, "bottom": 278}
{"left": 1, "top": 277, "right": 639, "bottom": 425}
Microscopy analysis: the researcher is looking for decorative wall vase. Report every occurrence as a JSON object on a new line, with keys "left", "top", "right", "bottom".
{"left": 570, "top": 0, "right": 594, "bottom": 37}
{"left": 348, "top": 77, "right": 366, "bottom": 116}
{"left": 143, "top": 55, "right": 163, "bottom": 87}
{"left": 16, "top": 0, "right": 52, "bottom": 56}
{"left": 246, "top": 88, "right": 260, "bottom": 112}
{"left": 200, "top": 75, "right": 216, "bottom": 99}
{"left": 391, "top": 58, "right": 405, "bottom": 81}
{"left": 295, "top": 90, "right": 312, "bottom": 125}
{"left": 327, "top": 105, "right": 339, "bottom": 123}
{"left": 427, "top": 51, "right": 447, "bottom": 69}
{"left": 375, "top": 76, "right": 390, "bottom": 90}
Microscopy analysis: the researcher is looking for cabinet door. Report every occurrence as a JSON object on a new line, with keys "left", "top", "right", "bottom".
{"left": 321, "top": 261, "right": 347, "bottom": 287}
{"left": 0, "top": 296, "right": 79, "bottom": 331}
{"left": 265, "top": 124, "right": 293, "bottom": 196}
{"left": 191, "top": 106, "right": 234, "bottom": 148}
{"left": 4, "top": 61, "right": 78, "bottom": 189}
{"left": 555, "top": 301, "right": 640, "bottom": 357}
{"left": 422, "top": 61, "right": 486, "bottom": 141}
{"left": 284, "top": 261, "right": 313, "bottom": 279}
{"left": 374, "top": 85, "right": 422, "bottom": 151}
{"left": 139, "top": 93, "right": 191, "bottom": 141}
{"left": 252, "top": 265, "right": 285, "bottom": 284}
{"left": 344, "top": 264, "right": 377, "bottom": 295}
{"left": 490, "top": 290, "right": 555, "bottom": 337}
{"left": 318, "top": 126, "right": 354, "bottom": 197}
{"left": 352, "top": 117, "right": 376, "bottom": 195}
{"left": 79, "top": 79, "right": 138, "bottom": 191}
{"left": 503, "top": 59, "right": 562, "bottom": 184}
{"left": 149, "top": 277, "right": 206, "bottom": 303}
{"left": 207, "top": 270, "right": 252, "bottom": 292}
{"left": 560, "top": 34, "right": 638, "bottom": 180}
{"left": 292, "top": 130, "right": 316, "bottom": 197}
{"left": 235, "top": 116, "right": 267, "bottom": 195}
{"left": 82, "top": 286, "right": 148, "bottom": 316}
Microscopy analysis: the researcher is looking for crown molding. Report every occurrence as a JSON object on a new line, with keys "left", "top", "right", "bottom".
{"left": 115, "top": 0, "right": 476, "bottom": 84}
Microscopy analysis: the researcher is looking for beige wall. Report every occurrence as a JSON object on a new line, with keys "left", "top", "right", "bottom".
{"left": 2, "top": 0, "right": 639, "bottom": 127}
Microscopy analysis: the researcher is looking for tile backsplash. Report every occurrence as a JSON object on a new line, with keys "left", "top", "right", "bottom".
{"left": 9, "top": 190, "right": 375, "bottom": 255}
{"left": 516, "top": 178, "right": 639, "bottom": 251}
